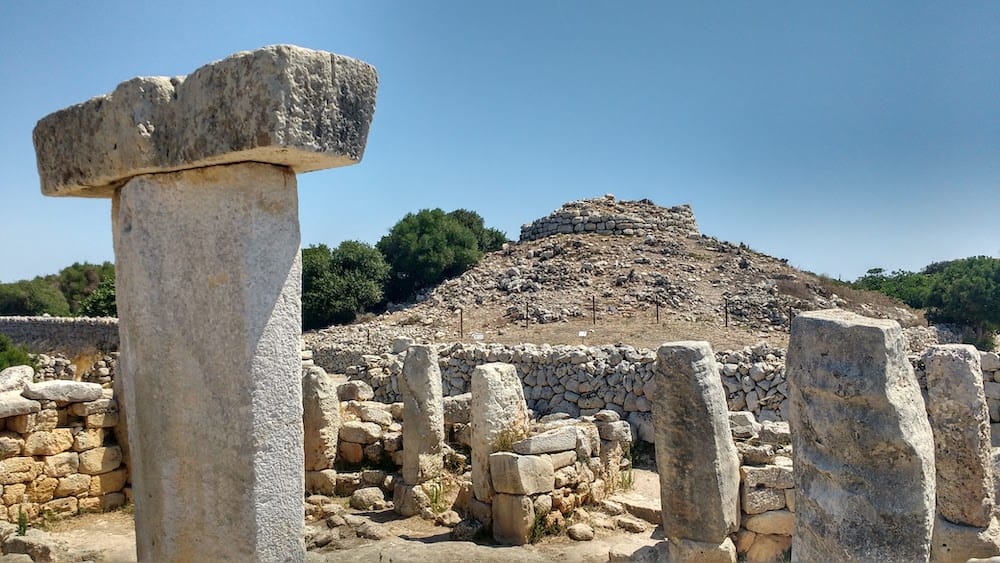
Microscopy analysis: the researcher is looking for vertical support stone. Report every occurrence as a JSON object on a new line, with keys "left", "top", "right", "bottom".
{"left": 787, "top": 310, "right": 936, "bottom": 563}
{"left": 32, "top": 45, "right": 378, "bottom": 562}
{"left": 400, "top": 345, "right": 445, "bottom": 486}
{"left": 653, "top": 341, "right": 740, "bottom": 562}
{"left": 924, "top": 344, "right": 1000, "bottom": 562}
{"left": 303, "top": 367, "right": 341, "bottom": 474}
{"left": 115, "top": 163, "right": 302, "bottom": 561}
{"left": 471, "top": 363, "right": 529, "bottom": 504}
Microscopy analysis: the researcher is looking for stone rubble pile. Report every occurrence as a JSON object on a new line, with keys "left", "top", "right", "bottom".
{"left": 0, "top": 367, "right": 126, "bottom": 523}
{"left": 519, "top": 195, "right": 699, "bottom": 242}
{"left": 32, "top": 353, "right": 118, "bottom": 387}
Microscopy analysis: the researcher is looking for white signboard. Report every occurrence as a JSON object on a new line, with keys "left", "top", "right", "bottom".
{"left": 578, "top": 331, "right": 588, "bottom": 338}
{"left": 471, "top": 333, "right": 485, "bottom": 341}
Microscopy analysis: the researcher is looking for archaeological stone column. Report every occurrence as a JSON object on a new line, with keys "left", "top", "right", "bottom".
{"left": 653, "top": 341, "right": 740, "bottom": 563}
{"left": 924, "top": 345, "right": 1000, "bottom": 562}
{"left": 32, "top": 45, "right": 377, "bottom": 562}
{"left": 394, "top": 345, "right": 445, "bottom": 516}
{"left": 787, "top": 310, "right": 936, "bottom": 562}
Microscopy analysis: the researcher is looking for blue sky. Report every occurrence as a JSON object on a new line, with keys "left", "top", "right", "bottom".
{"left": 1, "top": 2, "right": 997, "bottom": 283}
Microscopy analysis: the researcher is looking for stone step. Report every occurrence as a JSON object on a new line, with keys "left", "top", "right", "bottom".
{"left": 613, "top": 493, "right": 661, "bottom": 526}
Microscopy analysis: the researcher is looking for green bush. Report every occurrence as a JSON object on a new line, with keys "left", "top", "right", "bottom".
{"left": 302, "top": 241, "right": 389, "bottom": 330}
{"left": 79, "top": 276, "right": 117, "bottom": 317}
{"left": 0, "top": 279, "right": 70, "bottom": 317}
{"left": 0, "top": 334, "right": 33, "bottom": 372}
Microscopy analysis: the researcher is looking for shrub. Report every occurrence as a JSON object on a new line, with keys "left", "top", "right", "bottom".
{"left": 0, "top": 334, "right": 33, "bottom": 372}
{"left": 0, "top": 279, "right": 70, "bottom": 316}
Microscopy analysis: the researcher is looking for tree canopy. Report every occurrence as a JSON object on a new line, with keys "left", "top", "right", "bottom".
{"left": 0, "top": 279, "right": 70, "bottom": 316}
{"left": 302, "top": 241, "right": 390, "bottom": 330}
{"left": 79, "top": 275, "right": 117, "bottom": 317}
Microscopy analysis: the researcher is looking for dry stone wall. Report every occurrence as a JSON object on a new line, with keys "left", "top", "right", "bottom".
{"left": 0, "top": 317, "right": 119, "bottom": 357}
{"left": 519, "top": 195, "right": 699, "bottom": 242}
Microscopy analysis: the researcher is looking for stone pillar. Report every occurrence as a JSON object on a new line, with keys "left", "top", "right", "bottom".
{"left": 653, "top": 341, "right": 740, "bottom": 562}
{"left": 471, "top": 363, "right": 529, "bottom": 505}
{"left": 400, "top": 345, "right": 445, "bottom": 486}
{"left": 303, "top": 368, "right": 341, "bottom": 474}
{"left": 787, "top": 310, "right": 936, "bottom": 563}
{"left": 32, "top": 45, "right": 377, "bottom": 563}
{"left": 924, "top": 345, "right": 1000, "bottom": 562}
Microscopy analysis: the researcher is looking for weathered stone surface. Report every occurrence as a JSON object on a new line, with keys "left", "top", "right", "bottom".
{"left": 349, "top": 487, "right": 385, "bottom": 510}
{"left": 0, "top": 392, "right": 40, "bottom": 419}
{"left": 0, "top": 433, "right": 23, "bottom": 459}
{"left": 598, "top": 421, "right": 633, "bottom": 442}
{"left": 89, "top": 468, "right": 127, "bottom": 496}
{"left": 400, "top": 345, "right": 445, "bottom": 485}
{"left": 744, "top": 510, "right": 793, "bottom": 536}
{"left": 492, "top": 493, "right": 534, "bottom": 546}
{"left": 512, "top": 426, "right": 577, "bottom": 455}
{"left": 340, "top": 421, "right": 382, "bottom": 445}
{"left": 78, "top": 445, "right": 122, "bottom": 475}
{"left": 567, "top": 523, "right": 595, "bottom": 541}
{"left": 924, "top": 344, "right": 994, "bottom": 528}
{"left": 34, "top": 45, "right": 378, "bottom": 198}
{"left": 3, "top": 529, "right": 68, "bottom": 563}
{"left": 653, "top": 341, "right": 740, "bottom": 544}
{"left": 930, "top": 514, "right": 1000, "bottom": 563}
{"left": 746, "top": 534, "right": 792, "bottom": 563}
{"left": 489, "top": 452, "right": 555, "bottom": 495}
{"left": 70, "top": 428, "right": 104, "bottom": 452}
{"left": 471, "top": 363, "right": 529, "bottom": 503}
{"left": 54, "top": 474, "right": 90, "bottom": 497}
{"left": 741, "top": 486, "right": 786, "bottom": 515}
{"left": 443, "top": 392, "right": 472, "bottom": 424}
{"left": 42, "top": 452, "right": 79, "bottom": 478}
{"left": 338, "top": 381, "right": 374, "bottom": 402}
{"left": 23, "top": 429, "right": 73, "bottom": 456}
{"left": 0, "top": 366, "right": 33, "bottom": 393}
{"left": 303, "top": 370, "right": 340, "bottom": 471}
{"left": 392, "top": 482, "right": 430, "bottom": 518}
{"left": 728, "top": 411, "right": 761, "bottom": 439}
{"left": 666, "top": 537, "right": 737, "bottom": 563}
{"left": 787, "top": 310, "right": 935, "bottom": 563}
{"left": 68, "top": 398, "right": 116, "bottom": 416}
{"left": 740, "top": 462, "right": 794, "bottom": 490}
{"left": 22, "top": 381, "right": 102, "bottom": 403}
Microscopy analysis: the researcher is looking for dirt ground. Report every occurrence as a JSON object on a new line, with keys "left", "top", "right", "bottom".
{"left": 42, "top": 471, "right": 665, "bottom": 562}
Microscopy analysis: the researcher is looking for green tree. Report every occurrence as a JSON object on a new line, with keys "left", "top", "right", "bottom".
{"left": 925, "top": 256, "right": 1000, "bottom": 349}
{"left": 79, "top": 275, "right": 117, "bottom": 317}
{"left": 48, "top": 262, "right": 114, "bottom": 314}
{"left": 0, "top": 334, "right": 33, "bottom": 372}
{"left": 377, "top": 209, "right": 483, "bottom": 302}
{"left": 302, "top": 241, "right": 389, "bottom": 330}
{"left": 447, "top": 209, "right": 508, "bottom": 252}
{"left": 852, "top": 268, "right": 934, "bottom": 309}
{"left": 0, "top": 279, "right": 70, "bottom": 316}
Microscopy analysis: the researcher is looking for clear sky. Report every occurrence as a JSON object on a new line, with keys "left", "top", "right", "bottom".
{"left": 1, "top": 2, "right": 997, "bottom": 283}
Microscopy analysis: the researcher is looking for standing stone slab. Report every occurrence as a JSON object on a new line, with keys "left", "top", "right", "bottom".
{"left": 787, "top": 310, "right": 936, "bottom": 563}
{"left": 653, "top": 341, "right": 740, "bottom": 548}
{"left": 34, "top": 45, "right": 377, "bottom": 563}
{"left": 400, "top": 345, "right": 445, "bottom": 485}
{"left": 924, "top": 345, "right": 994, "bottom": 528}
{"left": 471, "top": 363, "right": 529, "bottom": 503}
{"left": 115, "top": 163, "right": 303, "bottom": 561}
{"left": 303, "top": 370, "right": 340, "bottom": 473}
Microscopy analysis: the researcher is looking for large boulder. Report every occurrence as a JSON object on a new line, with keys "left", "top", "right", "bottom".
{"left": 653, "top": 341, "right": 740, "bottom": 551}
{"left": 471, "top": 363, "right": 529, "bottom": 503}
{"left": 0, "top": 366, "right": 33, "bottom": 393}
{"left": 787, "top": 310, "right": 935, "bottom": 562}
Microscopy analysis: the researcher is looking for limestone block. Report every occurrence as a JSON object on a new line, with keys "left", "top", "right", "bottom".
{"left": 0, "top": 393, "right": 40, "bottom": 419}
{"left": 741, "top": 486, "right": 786, "bottom": 515}
{"left": 349, "top": 487, "right": 385, "bottom": 510}
{"left": 728, "top": 411, "right": 761, "bottom": 439}
{"left": 787, "top": 310, "right": 935, "bottom": 563}
{"left": 983, "top": 352, "right": 1000, "bottom": 373}
{"left": 89, "top": 468, "right": 127, "bottom": 496}
{"left": 0, "top": 433, "right": 23, "bottom": 459}
{"left": 400, "top": 345, "right": 445, "bottom": 485}
{"left": 71, "top": 428, "right": 104, "bottom": 452}
{"left": 392, "top": 482, "right": 430, "bottom": 518}
{"left": 23, "top": 430, "right": 73, "bottom": 456}
{"left": 930, "top": 514, "right": 1000, "bottom": 563}
{"left": 339, "top": 421, "right": 382, "bottom": 445}
{"left": 597, "top": 421, "right": 633, "bottom": 442}
{"left": 303, "top": 371, "right": 340, "bottom": 472}
{"left": 34, "top": 45, "right": 378, "bottom": 197}
{"left": 304, "top": 470, "right": 337, "bottom": 496}
{"left": 542, "top": 450, "right": 577, "bottom": 471}
{"left": 78, "top": 446, "right": 122, "bottom": 475}
{"left": 746, "top": 534, "right": 793, "bottom": 563}
{"left": 22, "top": 381, "right": 102, "bottom": 403}
{"left": 3, "top": 529, "right": 69, "bottom": 562}
{"left": 34, "top": 410, "right": 57, "bottom": 432}
{"left": 84, "top": 411, "right": 119, "bottom": 429}
{"left": 78, "top": 493, "right": 125, "bottom": 513}
{"left": 512, "top": 426, "right": 577, "bottom": 455}
{"left": 54, "top": 474, "right": 90, "bottom": 497}
{"left": 41, "top": 497, "right": 77, "bottom": 518}
{"left": 653, "top": 341, "right": 740, "bottom": 544}
{"left": 924, "top": 344, "right": 994, "bottom": 527}
{"left": 666, "top": 537, "right": 737, "bottom": 563}
{"left": 744, "top": 510, "right": 793, "bottom": 536}
{"left": 740, "top": 464, "right": 794, "bottom": 490}
{"left": 339, "top": 442, "right": 364, "bottom": 464}
{"left": 0, "top": 367, "right": 33, "bottom": 393}
{"left": 492, "top": 493, "right": 534, "bottom": 545}
{"left": 443, "top": 392, "right": 472, "bottom": 424}
{"left": 338, "top": 381, "right": 374, "bottom": 402}
{"left": 2, "top": 484, "right": 25, "bottom": 505}
{"left": 68, "top": 398, "right": 116, "bottom": 416}
{"left": 42, "top": 452, "right": 79, "bottom": 478}
{"left": 25, "top": 477, "right": 58, "bottom": 503}
{"left": 471, "top": 363, "right": 529, "bottom": 503}
{"left": 489, "top": 452, "right": 555, "bottom": 495}
{"left": 5, "top": 414, "right": 35, "bottom": 434}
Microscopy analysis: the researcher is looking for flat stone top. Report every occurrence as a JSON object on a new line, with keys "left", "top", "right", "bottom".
{"left": 793, "top": 308, "right": 900, "bottom": 330}
{"left": 33, "top": 44, "right": 378, "bottom": 198}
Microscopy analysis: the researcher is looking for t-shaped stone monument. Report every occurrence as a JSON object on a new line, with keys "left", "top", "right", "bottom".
{"left": 32, "top": 45, "right": 377, "bottom": 562}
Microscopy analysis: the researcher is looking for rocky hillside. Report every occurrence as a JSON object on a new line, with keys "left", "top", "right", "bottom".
{"left": 307, "top": 195, "right": 921, "bottom": 352}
